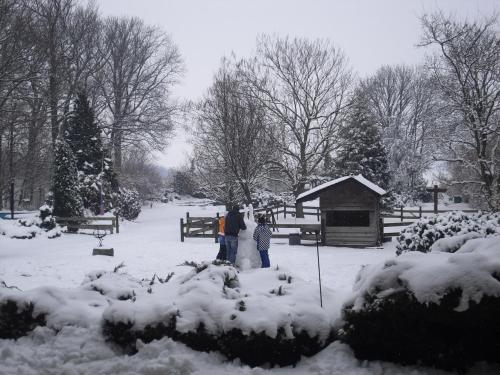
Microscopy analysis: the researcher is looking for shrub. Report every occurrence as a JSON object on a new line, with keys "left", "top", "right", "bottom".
{"left": 115, "top": 188, "right": 141, "bottom": 221}
{"left": 396, "top": 211, "right": 500, "bottom": 255}
{"left": 341, "top": 290, "right": 500, "bottom": 371}
{"left": 341, "top": 237, "right": 500, "bottom": 371}
{"left": 102, "top": 316, "right": 332, "bottom": 367}
{"left": 0, "top": 299, "right": 46, "bottom": 339}
{"left": 102, "top": 261, "right": 335, "bottom": 367}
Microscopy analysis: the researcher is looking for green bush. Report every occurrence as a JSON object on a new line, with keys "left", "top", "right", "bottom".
{"left": 0, "top": 300, "right": 46, "bottom": 339}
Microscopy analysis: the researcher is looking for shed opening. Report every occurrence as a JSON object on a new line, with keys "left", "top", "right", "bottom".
{"left": 326, "top": 211, "right": 370, "bottom": 227}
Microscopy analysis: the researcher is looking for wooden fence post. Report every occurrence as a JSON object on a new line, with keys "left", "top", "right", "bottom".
{"left": 419, "top": 206, "right": 422, "bottom": 219}
{"left": 186, "top": 212, "right": 190, "bottom": 234}
{"left": 284, "top": 204, "right": 287, "bottom": 219}
{"left": 115, "top": 213, "right": 120, "bottom": 234}
{"left": 213, "top": 219, "right": 218, "bottom": 243}
{"left": 400, "top": 206, "right": 403, "bottom": 222}
{"left": 180, "top": 218, "right": 185, "bottom": 242}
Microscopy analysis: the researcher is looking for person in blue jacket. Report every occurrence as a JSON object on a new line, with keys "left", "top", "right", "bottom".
{"left": 253, "top": 216, "right": 272, "bottom": 268}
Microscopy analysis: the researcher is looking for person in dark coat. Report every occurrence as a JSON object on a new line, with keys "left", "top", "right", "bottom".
{"left": 224, "top": 205, "right": 246, "bottom": 264}
{"left": 253, "top": 216, "right": 272, "bottom": 268}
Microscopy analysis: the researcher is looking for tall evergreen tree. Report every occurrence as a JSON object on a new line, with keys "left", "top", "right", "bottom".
{"left": 66, "top": 92, "right": 118, "bottom": 214}
{"left": 334, "top": 93, "right": 392, "bottom": 190}
{"left": 66, "top": 92, "right": 103, "bottom": 174}
{"left": 52, "top": 138, "right": 83, "bottom": 218}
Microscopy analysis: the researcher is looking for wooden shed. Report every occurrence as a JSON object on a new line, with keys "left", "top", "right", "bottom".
{"left": 296, "top": 175, "right": 386, "bottom": 247}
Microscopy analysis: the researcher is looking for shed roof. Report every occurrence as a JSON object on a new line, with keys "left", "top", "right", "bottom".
{"left": 296, "top": 174, "right": 386, "bottom": 203}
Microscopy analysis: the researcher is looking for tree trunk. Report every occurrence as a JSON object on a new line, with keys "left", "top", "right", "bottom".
{"left": 113, "top": 130, "right": 122, "bottom": 173}
{"left": 0, "top": 131, "right": 3, "bottom": 210}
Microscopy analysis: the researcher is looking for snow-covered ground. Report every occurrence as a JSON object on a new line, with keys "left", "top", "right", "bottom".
{"left": 0, "top": 200, "right": 497, "bottom": 375}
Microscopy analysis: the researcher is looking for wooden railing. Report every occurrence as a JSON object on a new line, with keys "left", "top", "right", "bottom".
{"left": 381, "top": 207, "right": 480, "bottom": 237}
{"left": 55, "top": 215, "right": 119, "bottom": 234}
{"left": 180, "top": 212, "right": 218, "bottom": 242}
{"left": 179, "top": 205, "right": 481, "bottom": 241}
{"left": 179, "top": 210, "right": 320, "bottom": 242}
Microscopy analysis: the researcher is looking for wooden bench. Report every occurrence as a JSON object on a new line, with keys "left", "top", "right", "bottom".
{"left": 55, "top": 216, "right": 119, "bottom": 234}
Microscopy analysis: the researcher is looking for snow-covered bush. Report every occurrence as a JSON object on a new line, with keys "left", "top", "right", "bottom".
{"left": 39, "top": 204, "right": 57, "bottom": 231}
{"left": 396, "top": 211, "right": 500, "bottom": 255}
{"left": 0, "top": 217, "right": 62, "bottom": 240}
{"left": 251, "top": 190, "right": 294, "bottom": 208}
{"left": 0, "top": 298, "right": 46, "bottom": 339}
{"left": 0, "top": 205, "right": 62, "bottom": 239}
{"left": 341, "top": 236, "right": 500, "bottom": 371}
{"left": 102, "top": 261, "right": 336, "bottom": 367}
{"left": 115, "top": 188, "right": 141, "bottom": 221}
{"left": 0, "top": 277, "right": 115, "bottom": 339}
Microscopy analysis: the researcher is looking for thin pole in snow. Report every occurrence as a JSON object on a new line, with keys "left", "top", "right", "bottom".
{"left": 315, "top": 230, "right": 323, "bottom": 308}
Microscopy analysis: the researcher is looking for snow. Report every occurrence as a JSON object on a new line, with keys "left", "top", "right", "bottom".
{"left": 296, "top": 174, "right": 386, "bottom": 203}
{"left": 349, "top": 236, "right": 500, "bottom": 312}
{"left": 0, "top": 199, "right": 499, "bottom": 374}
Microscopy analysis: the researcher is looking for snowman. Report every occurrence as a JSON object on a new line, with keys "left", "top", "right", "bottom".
{"left": 235, "top": 204, "right": 261, "bottom": 270}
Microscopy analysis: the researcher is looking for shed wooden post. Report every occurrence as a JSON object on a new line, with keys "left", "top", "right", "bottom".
{"left": 180, "top": 218, "right": 185, "bottom": 242}
{"left": 317, "top": 207, "right": 320, "bottom": 221}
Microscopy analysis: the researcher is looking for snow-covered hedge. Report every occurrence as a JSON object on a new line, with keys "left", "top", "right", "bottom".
{"left": 115, "top": 188, "right": 141, "bottom": 221}
{"left": 341, "top": 236, "right": 500, "bottom": 371}
{"left": 0, "top": 205, "right": 63, "bottom": 239}
{"left": 396, "top": 211, "right": 500, "bottom": 255}
{"left": 102, "top": 261, "right": 336, "bottom": 367}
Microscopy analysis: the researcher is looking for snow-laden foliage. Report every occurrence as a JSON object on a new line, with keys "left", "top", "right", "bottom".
{"left": 0, "top": 206, "right": 62, "bottom": 239}
{"left": 66, "top": 92, "right": 119, "bottom": 215}
{"left": 102, "top": 261, "right": 336, "bottom": 366}
{"left": 396, "top": 211, "right": 500, "bottom": 255}
{"left": 52, "top": 139, "right": 84, "bottom": 219}
{"left": 115, "top": 188, "right": 141, "bottom": 221}
{"left": 332, "top": 92, "right": 391, "bottom": 194}
{"left": 341, "top": 236, "right": 500, "bottom": 371}
{"left": 0, "top": 260, "right": 337, "bottom": 367}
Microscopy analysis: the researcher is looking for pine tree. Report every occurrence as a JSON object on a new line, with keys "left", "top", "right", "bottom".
{"left": 334, "top": 95, "right": 391, "bottom": 190}
{"left": 66, "top": 92, "right": 118, "bottom": 214}
{"left": 66, "top": 92, "right": 103, "bottom": 174}
{"left": 52, "top": 139, "right": 83, "bottom": 218}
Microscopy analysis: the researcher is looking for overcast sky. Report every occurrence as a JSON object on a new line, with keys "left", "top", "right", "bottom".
{"left": 96, "top": 0, "right": 499, "bottom": 168}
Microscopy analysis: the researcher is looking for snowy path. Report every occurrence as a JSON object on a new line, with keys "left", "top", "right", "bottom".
{"left": 1, "top": 202, "right": 493, "bottom": 375}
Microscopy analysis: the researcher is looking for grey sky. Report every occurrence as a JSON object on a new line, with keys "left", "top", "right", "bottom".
{"left": 96, "top": 0, "right": 499, "bottom": 168}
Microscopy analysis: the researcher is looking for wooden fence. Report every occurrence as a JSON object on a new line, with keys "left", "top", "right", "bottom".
{"left": 180, "top": 212, "right": 218, "bottom": 242}
{"left": 179, "top": 210, "right": 320, "bottom": 242}
{"left": 55, "top": 215, "right": 119, "bottom": 234}
{"left": 380, "top": 208, "right": 480, "bottom": 237}
{"left": 179, "top": 205, "right": 481, "bottom": 242}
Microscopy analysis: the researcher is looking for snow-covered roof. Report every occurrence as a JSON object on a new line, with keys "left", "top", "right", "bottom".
{"left": 296, "top": 174, "right": 386, "bottom": 203}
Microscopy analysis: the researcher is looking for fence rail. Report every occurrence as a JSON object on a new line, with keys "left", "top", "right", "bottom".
{"left": 180, "top": 204, "right": 481, "bottom": 242}
{"left": 55, "top": 215, "right": 119, "bottom": 234}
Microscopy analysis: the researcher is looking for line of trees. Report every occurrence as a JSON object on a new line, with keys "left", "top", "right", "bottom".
{"left": 191, "top": 13, "right": 499, "bottom": 211}
{"left": 0, "top": 0, "right": 183, "bottom": 210}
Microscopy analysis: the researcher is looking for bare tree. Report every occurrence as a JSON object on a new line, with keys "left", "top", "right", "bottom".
{"left": 0, "top": 0, "right": 37, "bottom": 209}
{"left": 360, "top": 65, "right": 439, "bottom": 199}
{"left": 99, "top": 17, "right": 183, "bottom": 173}
{"left": 242, "top": 35, "right": 352, "bottom": 214}
{"left": 193, "top": 60, "right": 275, "bottom": 205}
{"left": 420, "top": 12, "right": 500, "bottom": 210}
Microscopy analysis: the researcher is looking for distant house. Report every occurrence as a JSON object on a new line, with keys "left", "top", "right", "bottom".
{"left": 296, "top": 175, "right": 386, "bottom": 247}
